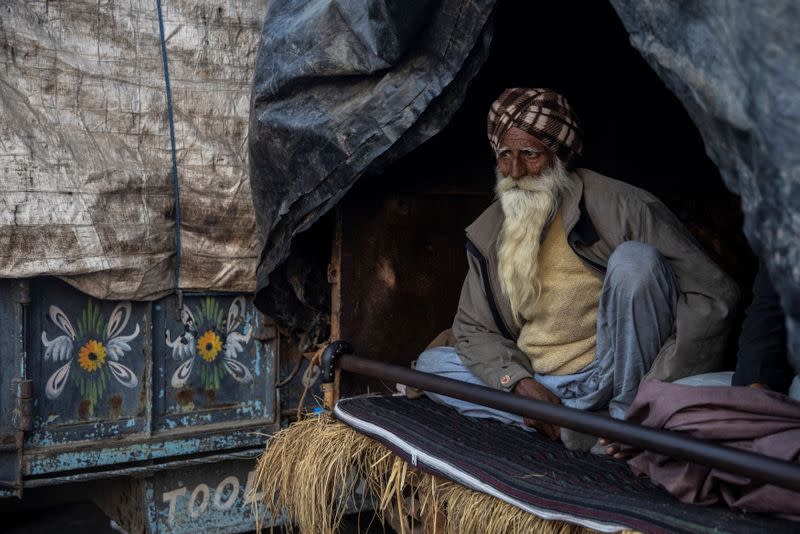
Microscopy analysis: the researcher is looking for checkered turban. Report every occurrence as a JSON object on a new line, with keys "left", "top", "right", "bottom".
{"left": 487, "top": 88, "right": 583, "bottom": 167}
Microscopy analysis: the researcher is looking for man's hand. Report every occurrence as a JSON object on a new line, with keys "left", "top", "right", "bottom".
{"left": 512, "top": 377, "right": 561, "bottom": 440}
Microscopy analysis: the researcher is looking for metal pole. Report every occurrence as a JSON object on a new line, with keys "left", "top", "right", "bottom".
{"left": 336, "top": 353, "right": 800, "bottom": 493}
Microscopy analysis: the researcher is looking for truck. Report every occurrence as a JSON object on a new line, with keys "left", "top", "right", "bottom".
{"left": 3, "top": 0, "right": 796, "bottom": 532}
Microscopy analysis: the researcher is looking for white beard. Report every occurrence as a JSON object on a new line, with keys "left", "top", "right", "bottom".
{"left": 496, "top": 160, "right": 572, "bottom": 325}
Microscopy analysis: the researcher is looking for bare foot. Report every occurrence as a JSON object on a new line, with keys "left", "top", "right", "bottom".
{"left": 597, "top": 438, "right": 637, "bottom": 460}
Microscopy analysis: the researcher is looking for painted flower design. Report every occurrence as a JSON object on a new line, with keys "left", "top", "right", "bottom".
{"left": 197, "top": 330, "right": 223, "bottom": 362}
{"left": 41, "top": 300, "right": 140, "bottom": 403}
{"left": 78, "top": 340, "right": 106, "bottom": 372}
{"left": 166, "top": 296, "right": 253, "bottom": 390}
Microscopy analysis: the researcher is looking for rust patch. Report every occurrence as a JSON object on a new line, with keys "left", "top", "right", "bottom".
{"left": 78, "top": 399, "right": 92, "bottom": 420}
{"left": 138, "top": 383, "right": 148, "bottom": 417}
{"left": 176, "top": 388, "right": 195, "bottom": 406}
{"left": 110, "top": 394, "right": 123, "bottom": 418}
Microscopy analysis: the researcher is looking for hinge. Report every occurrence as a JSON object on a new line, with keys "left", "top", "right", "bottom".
{"left": 0, "top": 280, "right": 32, "bottom": 498}
{"left": 12, "top": 378, "right": 33, "bottom": 433}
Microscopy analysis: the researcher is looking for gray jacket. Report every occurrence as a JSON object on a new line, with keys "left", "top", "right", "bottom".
{"left": 452, "top": 168, "right": 740, "bottom": 392}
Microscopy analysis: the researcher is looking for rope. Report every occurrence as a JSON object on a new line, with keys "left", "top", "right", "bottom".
{"left": 296, "top": 346, "right": 326, "bottom": 420}
{"left": 156, "top": 0, "right": 182, "bottom": 307}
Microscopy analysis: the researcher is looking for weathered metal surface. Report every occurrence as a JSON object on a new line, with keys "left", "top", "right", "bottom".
{"left": 27, "top": 279, "right": 151, "bottom": 441}
{"left": 24, "top": 448, "right": 260, "bottom": 488}
{"left": 11, "top": 379, "right": 34, "bottom": 433}
{"left": 0, "top": 0, "right": 265, "bottom": 299}
{"left": 93, "top": 457, "right": 279, "bottom": 533}
{"left": 0, "top": 280, "right": 29, "bottom": 496}
{"left": 0, "top": 277, "right": 278, "bottom": 486}
{"left": 154, "top": 294, "right": 274, "bottom": 431}
{"left": 149, "top": 458, "right": 274, "bottom": 533}
{"left": 23, "top": 425, "right": 268, "bottom": 477}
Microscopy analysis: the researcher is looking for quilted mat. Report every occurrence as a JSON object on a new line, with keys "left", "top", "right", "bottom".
{"left": 334, "top": 395, "right": 798, "bottom": 533}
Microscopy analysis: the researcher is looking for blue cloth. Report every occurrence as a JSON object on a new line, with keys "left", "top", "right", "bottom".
{"left": 416, "top": 241, "right": 679, "bottom": 422}
{"left": 416, "top": 346, "right": 532, "bottom": 430}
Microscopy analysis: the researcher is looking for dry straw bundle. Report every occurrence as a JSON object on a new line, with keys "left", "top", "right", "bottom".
{"left": 253, "top": 415, "right": 595, "bottom": 534}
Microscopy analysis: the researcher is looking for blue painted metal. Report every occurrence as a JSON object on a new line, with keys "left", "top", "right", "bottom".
{"left": 27, "top": 279, "right": 151, "bottom": 447}
{"left": 0, "top": 280, "right": 28, "bottom": 496}
{"left": 24, "top": 448, "right": 261, "bottom": 488}
{"left": 153, "top": 294, "right": 275, "bottom": 432}
{"left": 24, "top": 427, "right": 269, "bottom": 476}
{"left": 148, "top": 458, "right": 277, "bottom": 533}
{"left": 1, "top": 277, "right": 281, "bottom": 531}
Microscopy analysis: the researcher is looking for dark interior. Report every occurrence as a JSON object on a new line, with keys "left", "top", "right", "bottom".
{"left": 293, "top": 1, "right": 757, "bottom": 396}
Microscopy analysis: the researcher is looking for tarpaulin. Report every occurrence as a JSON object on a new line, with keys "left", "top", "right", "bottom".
{"left": 248, "top": 0, "right": 496, "bottom": 316}
{"left": 0, "top": 0, "right": 264, "bottom": 299}
{"left": 609, "top": 0, "right": 800, "bottom": 366}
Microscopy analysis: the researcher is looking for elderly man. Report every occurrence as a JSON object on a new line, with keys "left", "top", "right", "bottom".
{"left": 415, "top": 88, "right": 739, "bottom": 445}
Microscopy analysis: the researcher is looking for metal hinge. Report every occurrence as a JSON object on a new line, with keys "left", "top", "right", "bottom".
{"left": 12, "top": 378, "right": 34, "bottom": 433}
{"left": 0, "top": 280, "right": 32, "bottom": 498}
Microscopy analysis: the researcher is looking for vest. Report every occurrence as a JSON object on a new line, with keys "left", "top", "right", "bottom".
{"left": 517, "top": 210, "right": 603, "bottom": 375}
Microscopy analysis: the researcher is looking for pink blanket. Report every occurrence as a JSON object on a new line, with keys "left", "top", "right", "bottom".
{"left": 626, "top": 380, "right": 800, "bottom": 519}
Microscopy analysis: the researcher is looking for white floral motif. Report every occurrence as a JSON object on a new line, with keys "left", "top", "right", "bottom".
{"left": 166, "top": 297, "right": 254, "bottom": 389}
{"left": 42, "top": 302, "right": 140, "bottom": 400}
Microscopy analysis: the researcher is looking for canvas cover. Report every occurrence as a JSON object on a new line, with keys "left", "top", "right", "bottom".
{"left": 0, "top": 0, "right": 264, "bottom": 300}
{"left": 248, "top": 0, "right": 496, "bottom": 314}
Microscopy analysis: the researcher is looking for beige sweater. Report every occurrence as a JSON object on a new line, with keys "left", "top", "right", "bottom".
{"left": 517, "top": 211, "right": 603, "bottom": 375}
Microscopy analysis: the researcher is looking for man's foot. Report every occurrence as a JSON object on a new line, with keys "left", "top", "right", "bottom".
{"left": 590, "top": 440, "right": 609, "bottom": 456}
{"left": 560, "top": 427, "right": 598, "bottom": 451}
{"left": 560, "top": 409, "right": 611, "bottom": 452}
{"left": 596, "top": 438, "right": 638, "bottom": 459}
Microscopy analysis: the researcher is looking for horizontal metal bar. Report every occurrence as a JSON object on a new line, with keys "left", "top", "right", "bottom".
{"left": 337, "top": 354, "right": 800, "bottom": 493}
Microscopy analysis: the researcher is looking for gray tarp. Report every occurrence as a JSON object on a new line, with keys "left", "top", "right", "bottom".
{"left": 248, "top": 0, "right": 496, "bottom": 319}
{"left": 609, "top": 1, "right": 800, "bottom": 364}
{"left": 0, "top": 0, "right": 264, "bottom": 300}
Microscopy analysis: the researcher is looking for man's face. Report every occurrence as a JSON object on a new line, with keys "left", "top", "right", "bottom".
{"left": 495, "top": 127, "right": 554, "bottom": 179}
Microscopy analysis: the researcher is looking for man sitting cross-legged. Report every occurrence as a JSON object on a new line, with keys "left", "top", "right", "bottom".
{"left": 414, "top": 88, "right": 739, "bottom": 448}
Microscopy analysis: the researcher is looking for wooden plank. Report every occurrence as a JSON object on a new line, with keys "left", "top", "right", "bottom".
{"left": 336, "top": 190, "right": 490, "bottom": 395}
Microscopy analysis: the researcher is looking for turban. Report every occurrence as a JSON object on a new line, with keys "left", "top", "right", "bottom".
{"left": 487, "top": 88, "right": 583, "bottom": 167}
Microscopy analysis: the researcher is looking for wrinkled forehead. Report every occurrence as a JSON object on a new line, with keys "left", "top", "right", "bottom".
{"left": 496, "top": 127, "right": 550, "bottom": 151}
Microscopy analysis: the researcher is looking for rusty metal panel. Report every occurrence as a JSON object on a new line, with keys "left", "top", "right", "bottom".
{"left": 26, "top": 279, "right": 151, "bottom": 447}
{"left": 11, "top": 278, "right": 277, "bottom": 480}
{"left": 149, "top": 458, "right": 274, "bottom": 533}
{"left": 154, "top": 295, "right": 275, "bottom": 431}
{"left": 337, "top": 192, "right": 490, "bottom": 395}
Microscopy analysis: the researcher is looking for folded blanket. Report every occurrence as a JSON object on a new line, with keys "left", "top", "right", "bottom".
{"left": 626, "top": 380, "right": 800, "bottom": 519}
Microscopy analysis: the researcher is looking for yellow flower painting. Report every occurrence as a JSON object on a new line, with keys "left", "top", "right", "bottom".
{"left": 197, "top": 330, "right": 223, "bottom": 362}
{"left": 166, "top": 296, "right": 253, "bottom": 391}
{"left": 78, "top": 339, "right": 107, "bottom": 372}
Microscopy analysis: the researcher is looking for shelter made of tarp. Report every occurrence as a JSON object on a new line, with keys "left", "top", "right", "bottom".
{"left": 0, "top": 0, "right": 264, "bottom": 300}
{"left": 248, "top": 0, "right": 800, "bottom": 360}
